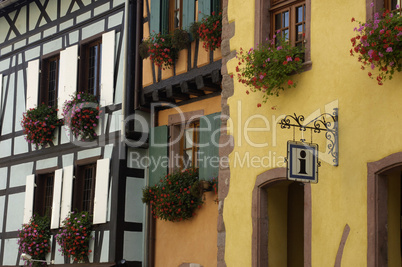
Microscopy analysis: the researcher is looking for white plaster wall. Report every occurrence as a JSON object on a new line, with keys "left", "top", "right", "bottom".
{"left": 9, "top": 162, "right": 33, "bottom": 188}
{"left": 6, "top": 192, "right": 24, "bottom": 232}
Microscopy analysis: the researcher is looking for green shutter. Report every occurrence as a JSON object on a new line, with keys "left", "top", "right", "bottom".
{"left": 149, "top": 125, "right": 168, "bottom": 186}
{"left": 150, "top": 0, "right": 161, "bottom": 34}
{"left": 183, "top": 0, "right": 195, "bottom": 30}
{"left": 198, "top": 0, "right": 211, "bottom": 20}
{"left": 211, "top": 0, "right": 220, "bottom": 14}
{"left": 161, "top": 0, "right": 169, "bottom": 34}
{"left": 199, "top": 112, "right": 221, "bottom": 180}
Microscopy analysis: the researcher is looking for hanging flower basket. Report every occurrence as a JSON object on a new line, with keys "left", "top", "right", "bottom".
{"left": 56, "top": 211, "right": 93, "bottom": 263}
{"left": 198, "top": 11, "right": 222, "bottom": 51}
{"left": 142, "top": 167, "right": 204, "bottom": 222}
{"left": 62, "top": 92, "right": 100, "bottom": 141}
{"left": 235, "top": 33, "right": 304, "bottom": 105}
{"left": 21, "top": 104, "right": 63, "bottom": 147}
{"left": 350, "top": 7, "right": 402, "bottom": 85}
{"left": 18, "top": 214, "right": 51, "bottom": 266}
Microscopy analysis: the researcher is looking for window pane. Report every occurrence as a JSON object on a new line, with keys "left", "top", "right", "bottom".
{"left": 283, "top": 29, "right": 289, "bottom": 41}
{"left": 296, "top": 6, "right": 303, "bottom": 23}
{"left": 283, "top": 11, "right": 289, "bottom": 28}
{"left": 44, "top": 174, "right": 54, "bottom": 216}
{"left": 48, "top": 59, "right": 58, "bottom": 107}
{"left": 83, "top": 165, "right": 94, "bottom": 212}
{"left": 296, "top": 25, "right": 303, "bottom": 41}
{"left": 275, "top": 13, "right": 281, "bottom": 30}
{"left": 391, "top": 0, "right": 401, "bottom": 10}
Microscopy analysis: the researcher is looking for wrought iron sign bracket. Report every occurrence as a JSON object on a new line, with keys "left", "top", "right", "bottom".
{"left": 279, "top": 108, "right": 338, "bottom": 166}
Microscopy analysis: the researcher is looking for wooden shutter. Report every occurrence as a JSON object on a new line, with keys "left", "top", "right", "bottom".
{"left": 149, "top": 125, "right": 168, "bottom": 186}
{"left": 60, "top": 165, "right": 74, "bottom": 225}
{"left": 199, "top": 112, "right": 221, "bottom": 180}
{"left": 150, "top": 0, "right": 161, "bottom": 34}
{"left": 101, "top": 30, "right": 115, "bottom": 106}
{"left": 58, "top": 45, "right": 78, "bottom": 118}
{"left": 198, "top": 0, "right": 211, "bottom": 20}
{"left": 23, "top": 174, "right": 35, "bottom": 224}
{"left": 161, "top": 0, "right": 169, "bottom": 34}
{"left": 93, "top": 158, "right": 110, "bottom": 224}
{"left": 26, "top": 59, "right": 40, "bottom": 110}
{"left": 51, "top": 169, "right": 63, "bottom": 229}
{"left": 183, "top": 0, "right": 196, "bottom": 30}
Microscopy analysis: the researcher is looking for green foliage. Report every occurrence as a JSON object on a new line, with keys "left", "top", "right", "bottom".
{"left": 235, "top": 34, "right": 304, "bottom": 104}
{"left": 56, "top": 211, "right": 93, "bottom": 263}
{"left": 18, "top": 214, "right": 51, "bottom": 266}
{"left": 198, "top": 11, "right": 222, "bottom": 51}
{"left": 351, "top": 9, "right": 402, "bottom": 84}
{"left": 139, "top": 39, "right": 151, "bottom": 59}
{"left": 62, "top": 92, "right": 100, "bottom": 141}
{"left": 172, "top": 28, "right": 190, "bottom": 50}
{"left": 190, "top": 21, "right": 201, "bottom": 40}
{"left": 142, "top": 167, "right": 204, "bottom": 222}
{"left": 21, "top": 104, "right": 63, "bottom": 147}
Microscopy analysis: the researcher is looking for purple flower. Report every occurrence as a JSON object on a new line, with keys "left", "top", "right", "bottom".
{"left": 370, "top": 2, "right": 374, "bottom": 7}
{"left": 386, "top": 47, "right": 393, "bottom": 52}
{"left": 259, "top": 74, "right": 264, "bottom": 80}
{"left": 397, "top": 4, "right": 400, "bottom": 8}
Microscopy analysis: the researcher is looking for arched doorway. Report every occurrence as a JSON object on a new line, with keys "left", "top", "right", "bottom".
{"left": 251, "top": 168, "right": 312, "bottom": 267}
{"left": 367, "top": 152, "right": 402, "bottom": 266}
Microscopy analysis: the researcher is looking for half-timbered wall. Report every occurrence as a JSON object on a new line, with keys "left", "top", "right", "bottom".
{"left": 0, "top": 0, "right": 147, "bottom": 265}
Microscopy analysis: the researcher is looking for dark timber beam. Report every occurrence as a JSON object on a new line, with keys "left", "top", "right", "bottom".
{"left": 195, "top": 75, "right": 221, "bottom": 91}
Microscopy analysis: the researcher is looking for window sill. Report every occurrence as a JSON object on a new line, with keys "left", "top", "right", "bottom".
{"left": 302, "top": 60, "right": 312, "bottom": 72}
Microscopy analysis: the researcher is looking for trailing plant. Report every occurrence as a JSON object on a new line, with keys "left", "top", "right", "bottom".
{"left": 172, "top": 28, "right": 190, "bottom": 50}
{"left": 139, "top": 39, "right": 151, "bottom": 59}
{"left": 235, "top": 33, "right": 304, "bottom": 105}
{"left": 56, "top": 211, "right": 93, "bottom": 263}
{"left": 18, "top": 214, "right": 51, "bottom": 266}
{"left": 142, "top": 167, "right": 204, "bottom": 222}
{"left": 62, "top": 92, "right": 100, "bottom": 141}
{"left": 21, "top": 104, "right": 63, "bottom": 147}
{"left": 351, "top": 5, "right": 402, "bottom": 85}
{"left": 198, "top": 11, "right": 222, "bottom": 51}
{"left": 146, "top": 31, "right": 178, "bottom": 69}
{"left": 190, "top": 21, "right": 201, "bottom": 40}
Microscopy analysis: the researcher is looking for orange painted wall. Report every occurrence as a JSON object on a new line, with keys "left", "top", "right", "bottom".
{"left": 154, "top": 193, "right": 218, "bottom": 267}
{"left": 157, "top": 96, "right": 222, "bottom": 126}
{"left": 154, "top": 96, "right": 221, "bottom": 266}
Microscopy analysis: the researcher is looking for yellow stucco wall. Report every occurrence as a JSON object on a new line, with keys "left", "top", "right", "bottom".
{"left": 224, "top": 0, "right": 402, "bottom": 266}
{"left": 154, "top": 193, "right": 218, "bottom": 267}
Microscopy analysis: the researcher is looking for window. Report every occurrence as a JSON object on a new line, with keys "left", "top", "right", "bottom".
{"left": 40, "top": 55, "right": 59, "bottom": 107}
{"left": 272, "top": 1, "right": 306, "bottom": 48}
{"left": 255, "top": 0, "right": 311, "bottom": 64}
{"left": 169, "top": 0, "right": 183, "bottom": 32}
{"left": 80, "top": 38, "right": 102, "bottom": 99}
{"left": 73, "top": 163, "right": 97, "bottom": 214}
{"left": 386, "top": 0, "right": 401, "bottom": 11}
{"left": 34, "top": 172, "right": 54, "bottom": 217}
{"left": 180, "top": 121, "right": 200, "bottom": 168}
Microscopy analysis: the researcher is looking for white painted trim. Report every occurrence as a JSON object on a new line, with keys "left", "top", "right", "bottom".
{"left": 23, "top": 174, "right": 35, "bottom": 224}
{"left": 51, "top": 169, "right": 63, "bottom": 229}
{"left": 93, "top": 158, "right": 110, "bottom": 224}
{"left": 100, "top": 30, "right": 115, "bottom": 106}
{"left": 26, "top": 60, "right": 40, "bottom": 110}
{"left": 60, "top": 165, "right": 74, "bottom": 225}
{"left": 58, "top": 45, "right": 78, "bottom": 118}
